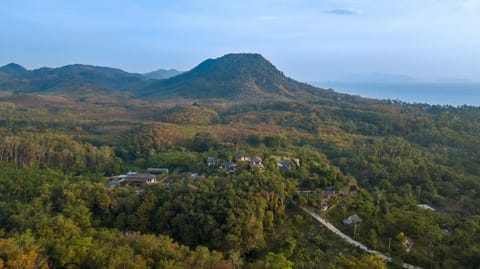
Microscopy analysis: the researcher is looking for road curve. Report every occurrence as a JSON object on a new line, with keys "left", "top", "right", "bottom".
{"left": 300, "top": 206, "right": 423, "bottom": 269}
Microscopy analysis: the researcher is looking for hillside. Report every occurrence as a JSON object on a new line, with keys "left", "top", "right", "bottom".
{"left": 0, "top": 63, "right": 151, "bottom": 96}
{"left": 140, "top": 53, "right": 340, "bottom": 101}
{"left": 0, "top": 63, "right": 29, "bottom": 75}
{"left": 0, "top": 53, "right": 480, "bottom": 268}
{"left": 0, "top": 55, "right": 378, "bottom": 106}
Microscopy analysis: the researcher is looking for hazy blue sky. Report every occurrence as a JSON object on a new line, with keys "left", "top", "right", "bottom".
{"left": 1, "top": 0, "right": 479, "bottom": 82}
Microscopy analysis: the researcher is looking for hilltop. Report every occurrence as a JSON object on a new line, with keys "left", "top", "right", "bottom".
{"left": 0, "top": 63, "right": 149, "bottom": 97}
{"left": 0, "top": 63, "right": 29, "bottom": 75}
{"left": 0, "top": 54, "right": 372, "bottom": 105}
{"left": 144, "top": 68, "right": 183, "bottom": 80}
{"left": 140, "top": 53, "right": 331, "bottom": 101}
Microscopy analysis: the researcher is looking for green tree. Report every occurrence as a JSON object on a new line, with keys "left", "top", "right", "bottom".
{"left": 340, "top": 254, "right": 386, "bottom": 269}
{"left": 191, "top": 132, "right": 218, "bottom": 152}
{"left": 263, "top": 135, "right": 285, "bottom": 149}
{"left": 247, "top": 134, "right": 261, "bottom": 147}
{"left": 265, "top": 252, "right": 293, "bottom": 269}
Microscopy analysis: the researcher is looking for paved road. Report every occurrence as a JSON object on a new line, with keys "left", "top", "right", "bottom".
{"left": 300, "top": 206, "right": 423, "bottom": 269}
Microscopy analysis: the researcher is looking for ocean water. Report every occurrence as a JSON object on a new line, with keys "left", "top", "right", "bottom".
{"left": 314, "top": 82, "right": 480, "bottom": 107}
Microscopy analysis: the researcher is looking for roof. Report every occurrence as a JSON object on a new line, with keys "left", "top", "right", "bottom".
{"left": 222, "top": 162, "right": 237, "bottom": 168}
{"left": 343, "top": 214, "right": 362, "bottom": 225}
{"left": 277, "top": 160, "right": 292, "bottom": 167}
{"left": 401, "top": 237, "right": 415, "bottom": 251}
{"left": 251, "top": 156, "right": 262, "bottom": 162}
{"left": 350, "top": 214, "right": 362, "bottom": 223}
{"left": 146, "top": 168, "right": 169, "bottom": 174}
{"left": 417, "top": 204, "right": 436, "bottom": 211}
{"left": 250, "top": 156, "right": 264, "bottom": 169}
{"left": 125, "top": 174, "right": 156, "bottom": 182}
{"left": 235, "top": 153, "right": 250, "bottom": 161}
{"left": 220, "top": 162, "right": 237, "bottom": 173}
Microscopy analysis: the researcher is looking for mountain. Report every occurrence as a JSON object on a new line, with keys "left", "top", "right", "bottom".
{"left": 144, "top": 69, "right": 183, "bottom": 80}
{"left": 0, "top": 63, "right": 150, "bottom": 95}
{"left": 0, "top": 55, "right": 364, "bottom": 104}
{"left": 140, "top": 53, "right": 331, "bottom": 101}
{"left": 0, "top": 63, "right": 29, "bottom": 75}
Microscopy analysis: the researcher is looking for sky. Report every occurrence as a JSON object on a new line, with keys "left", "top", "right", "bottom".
{"left": 0, "top": 0, "right": 479, "bottom": 82}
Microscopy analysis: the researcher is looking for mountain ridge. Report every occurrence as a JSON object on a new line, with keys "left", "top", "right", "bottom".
{"left": 139, "top": 53, "right": 335, "bottom": 101}
{"left": 0, "top": 54, "right": 365, "bottom": 104}
{"left": 0, "top": 63, "right": 29, "bottom": 75}
{"left": 144, "top": 69, "right": 183, "bottom": 80}
{"left": 0, "top": 63, "right": 150, "bottom": 95}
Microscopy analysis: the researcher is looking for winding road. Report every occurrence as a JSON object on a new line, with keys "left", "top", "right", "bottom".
{"left": 300, "top": 206, "right": 423, "bottom": 269}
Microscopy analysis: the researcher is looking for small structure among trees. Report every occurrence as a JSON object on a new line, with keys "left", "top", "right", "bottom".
{"left": 343, "top": 214, "right": 362, "bottom": 225}
{"left": 122, "top": 173, "right": 157, "bottom": 187}
{"left": 249, "top": 156, "right": 264, "bottom": 169}
{"left": 277, "top": 160, "right": 293, "bottom": 172}
{"left": 235, "top": 153, "right": 251, "bottom": 162}
{"left": 146, "top": 168, "right": 169, "bottom": 175}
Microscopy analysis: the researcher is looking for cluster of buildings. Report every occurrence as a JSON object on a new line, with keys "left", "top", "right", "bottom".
{"left": 207, "top": 153, "right": 265, "bottom": 173}
{"left": 107, "top": 153, "right": 299, "bottom": 188}
{"left": 207, "top": 153, "right": 298, "bottom": 173}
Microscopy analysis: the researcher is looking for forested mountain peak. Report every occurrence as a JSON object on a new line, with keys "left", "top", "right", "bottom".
{"left": 139, "top": 53, "right": 323, "bottom": 101}
{"left": 33, "top": 64, "right": 145, "bottom": 80}
{"left": 193, "top": 53, "right": 280, "bottom": 76}
{"left": 0, "top": 63, "right": 150, "bottom": 94}
{"left": 0, "top": 55, "right": 354, "bottom": 104}
{"left": 0, "top": 63, "right": 29, "bottom": 75}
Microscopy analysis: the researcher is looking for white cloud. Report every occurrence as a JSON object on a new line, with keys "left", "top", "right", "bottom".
{"left": 325, "top": 8, "right": 362, "bottom": 15}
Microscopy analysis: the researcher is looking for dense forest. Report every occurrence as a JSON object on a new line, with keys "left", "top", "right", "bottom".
{"left": 0, "top": 93, "right": 479, "bottom": 268}
{"left": 0, "top": 54, "right": 479, "bottom": 268}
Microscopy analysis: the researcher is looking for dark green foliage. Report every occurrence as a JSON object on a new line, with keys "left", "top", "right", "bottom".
{"left": 246, "top": 134, "right": 261, "bottom": 147}
{"left": 139, "top": 53, "right": 343, "bottom": 102}
{"left": 0, "top": 166, "right": 228, "bottom": 268}
{"left": 191, "top": 132, "right": 219, "bottom": 152}
{"left": 1, "top": 54, "right": 480, "bottom": 268}
{"left": 156, "top": 105, "right": 219, "bottom": 125}
{"left": 0, "top": 63, "right": 149, "bottom": 95}
{"left": 263, "top": 135, "right": 285, "bottom": 149}
{"left": 265, "top": 252, "right": 293, "bottom": 269}
{"left": 105, "top": 171, "right": 295, "bottom": 256}
{"left": 0, "top": 130, "right": 121, "bottom": 175}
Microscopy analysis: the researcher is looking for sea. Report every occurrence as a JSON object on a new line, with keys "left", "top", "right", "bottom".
{"left": 313, "top": 82, "right": 480, "bottom": 107}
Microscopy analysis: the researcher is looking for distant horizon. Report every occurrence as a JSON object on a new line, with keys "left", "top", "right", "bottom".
{"left": 2, "top": 56, "right": 480, "bottom": 107}
{"left": 313, "top": 80, "right": 480, "bottom": 106}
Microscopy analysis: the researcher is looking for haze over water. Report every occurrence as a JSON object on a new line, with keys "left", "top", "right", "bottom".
{"left": 315, "top": 81, "right": 480, "bottom": 106}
